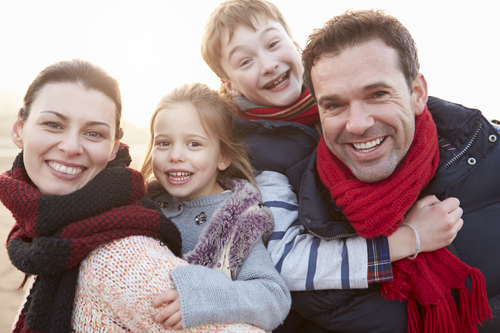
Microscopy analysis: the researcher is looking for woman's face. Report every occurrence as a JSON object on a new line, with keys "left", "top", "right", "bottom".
{"left": 11, "top": 82, "right": 120, "bottom": 195}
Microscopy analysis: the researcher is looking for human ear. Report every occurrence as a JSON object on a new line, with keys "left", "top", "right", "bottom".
{"left": 411, "top": 73, "right": 428, "bottom": 116}
{"left": 11, "top": 120, "right": 24, "bottom": 149}
{"left": 108, "top": 141, "right": 121, "bottom": 162}
{"left": 293, "top": 41, "right": 302, "bottom": 54}
{"left": 218, "top": 153, "right": 232, "bottom": 171}
{"left": 221, "top": 79, "right": 242, "bottom": 97}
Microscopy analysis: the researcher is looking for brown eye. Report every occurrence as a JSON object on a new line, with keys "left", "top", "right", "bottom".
{"left": 44, "top": 122, "right": 62, "bottom": 129}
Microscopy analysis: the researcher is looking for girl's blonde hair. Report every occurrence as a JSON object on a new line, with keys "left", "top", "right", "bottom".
{"left": 140, "top": 82, "right": 255, "bottom": 191}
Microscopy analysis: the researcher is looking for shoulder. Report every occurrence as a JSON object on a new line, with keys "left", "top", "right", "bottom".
{"left": 79, "top": 236, "right": 187, "bottom": 281}
{"left": 234, "top": 117, "right": 320, "bottom": 174}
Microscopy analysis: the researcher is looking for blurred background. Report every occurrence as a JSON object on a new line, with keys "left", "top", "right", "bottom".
{"left": 1, "top": 0, "right": 499, "bottom": 330}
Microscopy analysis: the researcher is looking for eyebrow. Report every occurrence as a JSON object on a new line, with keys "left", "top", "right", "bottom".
{"left": 361, "top": 81, "right": 392, "bottom": 92}
{"left": 154, "top": 133, "right": 209, "bottom": 141}
{"left": 227, "top": 27, "right": 280, "bottom": 60}
{"left": 41, "top": 110, "right": 111, "bottom": 128}
{"left": 317, "top": 81, "right": 393, "bottom": 105}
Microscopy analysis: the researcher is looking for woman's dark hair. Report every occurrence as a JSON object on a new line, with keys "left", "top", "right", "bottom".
{"left": 21, "top": 59, "right": 123, "bottom": 140}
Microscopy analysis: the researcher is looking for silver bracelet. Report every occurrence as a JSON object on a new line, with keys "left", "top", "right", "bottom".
{"left": 402, "top": 222, "right": 420, "bottom": 260}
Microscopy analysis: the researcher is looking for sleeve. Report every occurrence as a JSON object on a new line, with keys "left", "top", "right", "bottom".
{"left": 75, "top": 236, "right": 263, "bottom": 333}
{"left": 259, "top": 171, "right": 392, "bottom": 291}
{"left": 170, "top": 239, "right": 291, "bottom": 332}
{"left": 367, "top": 237, "right": 393, "bottom": 284}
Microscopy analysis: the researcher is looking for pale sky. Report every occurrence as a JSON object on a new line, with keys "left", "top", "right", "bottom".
{"left": 1, "top": 0, "right": 499, "bottom": 127}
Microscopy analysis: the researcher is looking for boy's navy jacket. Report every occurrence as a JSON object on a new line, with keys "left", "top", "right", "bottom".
{"left": 235, "top": 96, "right": 500, "bottom": 331}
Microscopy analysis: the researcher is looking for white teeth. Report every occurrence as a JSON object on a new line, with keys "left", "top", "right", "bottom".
{"left": 352, "top": 137, "right": 385, "bottom": 152}
{"left": 168, "top": 172, "right": 192, "bottom": 180}
{"left": 48, "top": 162, "right": 84, "bottom": 175}
{"left": 265, "top": 72, "right": 288, "bottom": 90}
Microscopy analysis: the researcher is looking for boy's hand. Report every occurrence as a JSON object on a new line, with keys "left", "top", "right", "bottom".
{"left": 406, "top": 195, "right": 463, "bottom": 252}
{"left": 388, "top": 195, "right": 463, "bottom": 261}
{"left": 152, "top": 290, "right": 183, "bottom": 330}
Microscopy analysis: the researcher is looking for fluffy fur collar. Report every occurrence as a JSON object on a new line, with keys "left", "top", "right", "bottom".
{"left": 150, "top": 177, "right": 274, "bottom": 280}
{"left": 185, "top": 177, "right": 274, "bottom": 279}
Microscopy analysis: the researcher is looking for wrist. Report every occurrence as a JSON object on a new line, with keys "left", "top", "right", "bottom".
{"left": 401, "top": 223, "right": 420, "bottom": 259}
{"left": 388, "top": 225, "right": 417, "bottom": 261}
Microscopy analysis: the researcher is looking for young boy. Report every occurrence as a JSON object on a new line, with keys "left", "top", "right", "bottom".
{"left": 201, "top": 0, "right": 320, "bottom": 128}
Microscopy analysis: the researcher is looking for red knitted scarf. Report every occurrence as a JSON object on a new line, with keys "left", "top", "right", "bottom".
{"left": 316, "top": 107, "right": 491, "bottom": 332}
{"left": 236, "top": 87, "right": 320, "bottom": 126}
{"left": 1, "top": 144, "right": 182, "bottom": 333}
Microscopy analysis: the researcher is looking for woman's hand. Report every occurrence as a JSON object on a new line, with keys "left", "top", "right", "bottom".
{"left": 152, "top": 290, "right": 183, "bottom": 330}
{"left": 388, "top": 195, "right": 463, "bottom": 261}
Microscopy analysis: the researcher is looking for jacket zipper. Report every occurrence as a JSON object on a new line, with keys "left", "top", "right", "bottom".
{"left": 434, "top": 122, "right": 482, "bottom": 178}
{"left": 307, "top": 228, "right": 358, "bottom": 240}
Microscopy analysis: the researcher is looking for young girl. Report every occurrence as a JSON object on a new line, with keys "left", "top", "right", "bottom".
{"left": 140, "top": 82, "right": 291, "bottom": 331}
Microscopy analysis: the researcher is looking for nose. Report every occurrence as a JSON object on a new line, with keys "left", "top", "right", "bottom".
{"left": 168, "top": 145, "right": 185, "bottom": 163}
{"left": 260, "top": 55, "right": 279, "bottom": 75}
{"left": 58, "top": 133, "right": 83, "bottom": 157}
{"left": 345, "top": 102, "right": 375, "bottom": 135}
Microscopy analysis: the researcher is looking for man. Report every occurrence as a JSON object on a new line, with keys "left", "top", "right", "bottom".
{"left": 290, "top": 9, "right": 499, "bottom": 332}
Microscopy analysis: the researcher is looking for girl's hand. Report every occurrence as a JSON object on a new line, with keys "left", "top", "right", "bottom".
{"left": 388, "top": 195, "right": 463, "bottom": 261}
{"left": 152, "top": 290, "right": 183, "bottom": 330}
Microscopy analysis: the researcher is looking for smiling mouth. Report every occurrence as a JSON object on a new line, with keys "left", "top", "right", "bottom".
{"left": 168, "top": 171, "right": 192, "bottom": 181}
{"left": 48, "top": 161, "right": 84, "bottom": 175}
{"left": 264, "top": 71, "right": 289, "bottom": 90}
{"left": 352, "top": 137, "right": 385, "bottom": 153}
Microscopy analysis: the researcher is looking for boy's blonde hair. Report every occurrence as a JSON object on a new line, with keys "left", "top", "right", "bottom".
{"left": 141, "top": 82, "right": 255, "bottom": 191}
{"left": 201, "top": 0, "right": 294, "bottom": 80}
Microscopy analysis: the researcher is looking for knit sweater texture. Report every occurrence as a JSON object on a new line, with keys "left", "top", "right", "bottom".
{"left": 72, "top": 235, "right": 265, "bottom": 332}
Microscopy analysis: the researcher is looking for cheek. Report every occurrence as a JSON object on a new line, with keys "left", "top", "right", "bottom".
{"left": 151, "top": 153, "right": 161, "bottom": 171}
{"left": 91, "top": 146, "right": 116, "bottom": 170}
{"left": 322, "top": 117, "right": 339, "bottom": 137}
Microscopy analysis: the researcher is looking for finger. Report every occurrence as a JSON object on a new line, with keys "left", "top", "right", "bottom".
{"left": 416, "top": 194, "right": 440, "bottom": 207}
{"left": 154, "top": 306, "right": 175, "bottom": 324}
{"left": 152, "top": 290, "right": 177, "bottom": 308}
{"left": 447, "top": 206, "right": 463, "bottom": 223}
{"left": 173, "top": 320, "right": 184, "bottom": 330}
{"left": 162, "top": 310, "right": 182, "bottom": 329}
{"left": 438, "top": 197, "right": 461, "bottom": 212}
{"left": 453, "top": 218, "right": 464, "bottom": 233}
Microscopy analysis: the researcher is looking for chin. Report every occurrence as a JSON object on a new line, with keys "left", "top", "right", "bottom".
{"left": 353, "top": 167, "right": 396, "bottom": 183}
{"left": 39, "top": 186, "right": 75, "bottom": 196}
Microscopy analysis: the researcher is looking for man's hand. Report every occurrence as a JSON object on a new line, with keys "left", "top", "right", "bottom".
{"left": 388, "top": 195, "right": 463, "bottom": 261}
{"left": 152, "top": 290, "right": 183, "bottom": 330}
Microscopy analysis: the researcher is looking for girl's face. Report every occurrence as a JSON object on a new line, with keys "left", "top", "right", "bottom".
{"left": 11, "top": 82, "right": 120, "bottom": 196}
{"left": 152, "top": 103, "right": 231, "bottom": 202}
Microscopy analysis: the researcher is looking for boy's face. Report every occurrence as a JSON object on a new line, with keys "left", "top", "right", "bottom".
{"left": 220, "top": 17, "right": 304, "bottom": 107}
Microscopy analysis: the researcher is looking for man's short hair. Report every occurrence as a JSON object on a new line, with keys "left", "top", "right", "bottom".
{"left": 201, "top": 0, "right": 293, "bottom": 80}
{"left": 303, "top": 9, "right": 419, "bottom": 98}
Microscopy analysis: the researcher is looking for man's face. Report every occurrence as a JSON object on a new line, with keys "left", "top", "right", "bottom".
{"left": 219, "top": 17, "right": 304, "bottom": 107}
{"left": 312, "top": 39, "right": 427, "bottom": 182}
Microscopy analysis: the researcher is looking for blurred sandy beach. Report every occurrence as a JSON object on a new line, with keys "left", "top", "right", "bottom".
{"left": 0, "top": 155, "right": 26, "bottom": 332}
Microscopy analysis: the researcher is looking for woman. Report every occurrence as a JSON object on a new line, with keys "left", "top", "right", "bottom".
{"left": 1, "top": 59, "right": 263, "bottom": 333}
